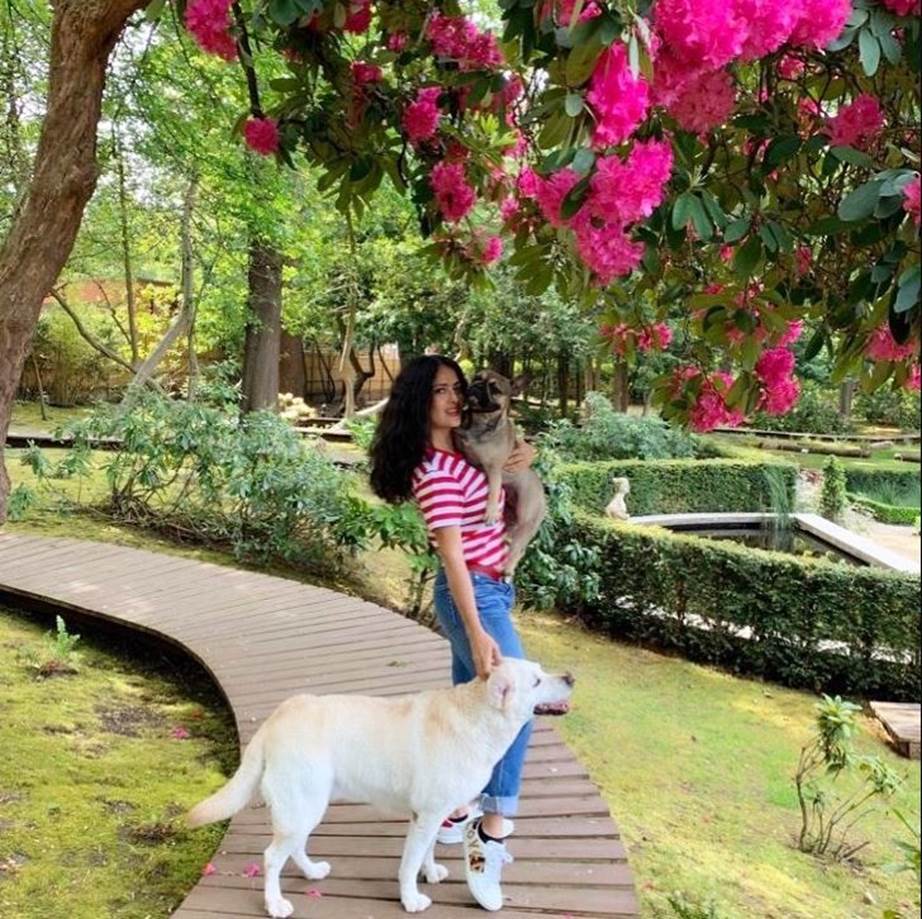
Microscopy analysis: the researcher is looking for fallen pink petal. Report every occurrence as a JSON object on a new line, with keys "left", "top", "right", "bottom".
{"left": 170, "top": 726, "right": 191, "bottom": 739}
{"left": 307, "top": 888, "right": 323, "bottom": 898}
{"left": 242, "top": 862, "right": 262, "bottom": 878}
{"left": 201, "top": 862, "right": 217, "bottom": 876}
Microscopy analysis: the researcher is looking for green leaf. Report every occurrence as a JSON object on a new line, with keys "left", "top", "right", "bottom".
{"left": 564, "top": 93, "right": 585, "bottom": 117}
{"left": 571, "top": 147, "right": 596, "bottom": 175}
{"left": 830, "top": 145, "right": 875, "bottom": 168}
{"left": 764, "top": 135, "right": 801, "bottom": 170}
{"left": 687, "top": 196, "right": 713, "bottom": 240}
{"left": 838, "top": 180, "right": 883, "bottom": 222}
{"left": 804, "top": 328, "right": 825, "bottom": 361}
{"left": 144, "top": 0, "right": 166, "bottom": 20}
{"left": 538, "top": 110, "right": 571, "bottom": 149}
{"left": 269, "top": 0, "right": 301, "bottom": 26}
{"left": 671, "top": 192, "right": 693, "bottom": 230}
{"left": 759, "top": 223, "right": 779, "bottom": 253}
{"left": 701, "top": 192, "right": 728, "bottom": 229}
{"left": 628, "top": 33, "right": 640, "bottom": 77}
{"left": 560, "top": 175, "right": 591, "bottom": 220}
{"left": 859, "top": 29, "right": 881, "bottom": 76}
{"left": 724, "top": 216, "right": 751, "bottom": 243}
{"left": 878, "top": 28, "right": 901, "bottom": 64}
{"left": 565, "top": 40, "right": 603, "bottom": 86}
{"left": 895, "top": 265, "right": 921, "bottom": 314}
{"left": 734, "top": 235, "right": 762, "bottom": 278}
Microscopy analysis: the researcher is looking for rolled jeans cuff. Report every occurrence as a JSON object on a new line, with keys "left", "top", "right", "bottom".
{"left": 480, "top": 793, "right": 519, "bottom": 817}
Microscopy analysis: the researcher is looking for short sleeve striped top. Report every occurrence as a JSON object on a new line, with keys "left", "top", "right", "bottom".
{"left": 411, "top": 446, "right": 508, "bottom": 571}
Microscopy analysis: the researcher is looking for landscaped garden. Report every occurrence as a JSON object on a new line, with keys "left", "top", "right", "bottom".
{"left": 2, "top": 0, "right": 921, "bottom": 918}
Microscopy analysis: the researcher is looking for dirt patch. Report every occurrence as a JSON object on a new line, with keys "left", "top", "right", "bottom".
{"left": 98, "top": 798, "right": 137, "bottom": 816}
{"left": 119, "top": 821, "right": 178, "bottom": 846}
{"left": 95, "top": 702, "right": 166, "bottom": 737}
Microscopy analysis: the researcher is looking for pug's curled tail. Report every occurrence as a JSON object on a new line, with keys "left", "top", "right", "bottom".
{"left": 186, "top": 724, "right": 266, "bottom": 828}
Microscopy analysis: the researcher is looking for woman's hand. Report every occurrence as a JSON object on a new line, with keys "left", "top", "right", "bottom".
{"left": 470, "top": 628, "right": 503, "bottom": 679}
{"left": 503, "top": 439, "right": 536, "bottom": 474}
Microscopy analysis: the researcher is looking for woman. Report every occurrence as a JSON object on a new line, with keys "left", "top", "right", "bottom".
{"left": 370, "top": 354, "right": 536, "bottom": 912}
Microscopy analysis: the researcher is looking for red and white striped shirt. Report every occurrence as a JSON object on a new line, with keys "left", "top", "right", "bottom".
{"left": 411, "top": 446, "right": 508, "bottom": 571}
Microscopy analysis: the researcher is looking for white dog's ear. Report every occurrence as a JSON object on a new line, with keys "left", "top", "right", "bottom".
{"left": 486, "top": 668, "right": 516, "bottom": 710}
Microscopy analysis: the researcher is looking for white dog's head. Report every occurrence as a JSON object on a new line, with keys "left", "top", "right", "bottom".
{"left": 485, "top": 658, "right": 574, "bottom": 720}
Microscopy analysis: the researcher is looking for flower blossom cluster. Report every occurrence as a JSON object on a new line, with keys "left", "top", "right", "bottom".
{"left": 542, "top": 0, "right": 604, "bottom": 24}
{"left": 343, "top": 0, "right": 372, "bottom": 34}
{"left": 185, "top": 0, "right": 236, "bottom": 60}
{"left": 403, "top": 87, "right": 442, "bottom": 144}
{"left": 430, "top": 161, "right": 476, "bottom": 223}
{"left": 673, "top": 367, "right": 744, "bottom": 432}
{"left": 827, "top": 94, "right": 884, "bottom": 150}
{"left": 667, "top": 69, "right": 737, "bottom": 133}
{"left": 351, "top": 61, "right": 382, "bottom": 87}
{"left": 601, "top": 322, "right": 673, "bottom": 356}
{"left": 755, "top": 346, "right": 800, "bottom": 415}
{"left": 880, "top": 0, "right": 921, "bottom": 14}
{"left": 903, "top": 175, "right": 921, "bottom": 227}
{"left": 243, "top": 117, "right": 280, "bottom": 156}
{"left": 865, "top": 326, "right": 918, "bottom": 362}
{"left": 427, "top": 13, "right": 503, "bottom": 70}
{"left": 586, "top": 44, "right": 651, "bottom": 148}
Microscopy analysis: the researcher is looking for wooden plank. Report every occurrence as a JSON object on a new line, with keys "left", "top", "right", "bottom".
{"left": 870, "top": 701, "right": 921, "bottom": 759}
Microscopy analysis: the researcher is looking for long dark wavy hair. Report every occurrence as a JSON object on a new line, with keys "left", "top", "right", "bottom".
{"left": 369, "top": 354, "right": 467, "bottom": 503}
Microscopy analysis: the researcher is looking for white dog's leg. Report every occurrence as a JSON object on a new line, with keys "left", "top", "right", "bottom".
{"left": 399, "top": 813, "right": 443, "bottom": 912}
{"left": 291, "top": 844, "right": 331, "bottom": 881}
{"left": 263, "top": 831, "right": 300, "bottom": 919}
{"left": 421, "top": 835, "right": 449, "bottom": 885}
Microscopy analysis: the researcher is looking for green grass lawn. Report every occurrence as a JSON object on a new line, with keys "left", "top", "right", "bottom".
{"left": 10, "top": 400, "right": 91, "bottom": 431}
{"left": 0, "top": 605, "right": 236, "bottom": 919}
{"left": 519, "top": 611, "right": 921, "bottom": 919}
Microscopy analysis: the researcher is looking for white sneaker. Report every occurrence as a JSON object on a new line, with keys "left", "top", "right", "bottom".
{"left": 436, "top": 807, "right": 514, "bottom": 845}
{"left": 463, "top": 817, "right": 514, "bottom": 911}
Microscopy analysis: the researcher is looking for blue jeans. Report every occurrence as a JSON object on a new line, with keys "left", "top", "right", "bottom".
{"left": 433, "top": 568, "right": 533, "bottom": 817}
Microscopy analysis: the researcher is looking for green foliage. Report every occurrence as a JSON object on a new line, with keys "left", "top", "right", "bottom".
{"left": 542, "top": 392, "right": 699, "bottom": 461}
{"left": 17, "top": 615, "right": 83, "bottom": 677}
{"left": 820, "top": 456, "right": 848, "bottom": 521}
{"left": 845, "top": 468, "right": 920, "bottom": 505}
{"left": 854, "top": 386, "right": 922, "bottom": 431}
{"left": 849, "top": 494, "right": 920, "bottom": 526}
{"left": 751, "top": 383, "right": 854, "bottom": 435}
{"left": 561, "top": 457, "right": 797, "bottom": 516}
{"left": 565, "top": 512, "right": 920, "bottom": 700}
{"left": 666, "top": 893, "right": 724, "bottom": 919}
{"left": 884, "top": 808, "right": 922, "bottom": 889}
{"left": 794, "top": 694, "right": 904, "bottom": 861}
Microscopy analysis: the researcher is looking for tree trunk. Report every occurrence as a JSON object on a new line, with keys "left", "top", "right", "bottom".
{"left": 556, "top": 352, "right": 569, "bottom": 420}
{"left": 279, "top": 330, "right": 306, "bottom": 398}
{"left": 181, "top": 178, "right": 199, "bottom": 400}
{"left": 838, "top": 380, "right": 856, "bottom": 419}
{"left": 241, "top": 240, "right": 283, "bottom": 414}
{"left": 0, "top": 0, "right": 146, "bottom": 524}
{"left": 114, "top": 126, "right": 139, "bottom": 363}
{"left": 611, "top": 361, "right": 630, "bottom": 412}
{"left": 574, "top": 358, "right": 584, "bottom": 407}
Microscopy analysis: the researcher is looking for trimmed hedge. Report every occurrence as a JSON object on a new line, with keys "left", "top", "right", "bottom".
{"left": 849, "top": 494, "right": 920, "bottom": 526}
{"left": 845, "top": 467, "right": 921, "bottom": 501}
{"left": 561, "top": 457, "right": 798, "bottom": 516}
{"left": 568, "top": 512, "right": 921, "bottom": 700}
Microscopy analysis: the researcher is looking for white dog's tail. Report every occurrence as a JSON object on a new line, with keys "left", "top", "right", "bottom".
{"left": 186, "top": 725, "right": 266, "bottom": 828}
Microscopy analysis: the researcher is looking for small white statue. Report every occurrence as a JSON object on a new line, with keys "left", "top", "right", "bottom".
{"left": 605, "top": 477, "right": 631, "bottom": 520}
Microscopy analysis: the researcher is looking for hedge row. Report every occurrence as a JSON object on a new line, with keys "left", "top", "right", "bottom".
{"left": 561, "top": 457, "right": 798, "bottom": 516}
{"left": 849, "top": 494, "right": 920, "bottom": 526}
{"left": 567, "top": 512, "right": 920, "bottom": 700}
{"left": 844, "top": 467, "right": 921, "bottom": 500}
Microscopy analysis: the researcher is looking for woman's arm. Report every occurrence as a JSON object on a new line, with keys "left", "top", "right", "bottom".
{"left": 503, "top": 439, "right": 536, "bottom": 473}
{"left": 433, "top": 525, "right": 502, "bottom": 679}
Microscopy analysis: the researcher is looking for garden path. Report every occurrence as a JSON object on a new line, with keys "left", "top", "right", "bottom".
{"left": 0, "top": 532, "right": 637, "bottom": 918}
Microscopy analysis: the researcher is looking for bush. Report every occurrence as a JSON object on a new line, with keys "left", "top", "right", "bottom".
{"left": 543, "top": 392, "right": 698, "bottom": 461}
{"left": 820, "top": 457, "right": 848, "bottom": 521}
{"left": 566, "top": 512, "right": 920, "bottom": 700}
{"left": 854, "top": 386, "right": 921, "bottom": 432}
{"left": 561, "top": 457, "right": 798, "bottom": 516}
{"left": 849, "top": 495, "right": 919, "bottom": 526}
{"left": 845, "top": 468, "right": 921, "bottom": 506}
{"left": 751, "top": 382, "right": 854, "bottom": 435}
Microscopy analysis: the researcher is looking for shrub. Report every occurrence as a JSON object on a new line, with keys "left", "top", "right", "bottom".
{"left": 543, "top": 391, "right": 698, "bottom": 461}
{"left": 566, "top": 512, "right": 920, "bottom": 700}
{"left": 845, "top": 469, "right": 921, "bottom": 506}
{"left": 854, "top": 386, "right": 921, "bottom": 432}
{"left": 751, "top": 382, "right": 854, "bottom": 435}
{"left": 561, "top": 457, "right": 797, "bottom": 516}
{"left": 849, "top": 495, "right": 920, "bottom": 526}
{"left": 820, "top": 457, "right": 848, "bottom": 522}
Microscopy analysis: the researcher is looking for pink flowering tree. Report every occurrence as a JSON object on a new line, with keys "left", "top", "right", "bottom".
{"left": 174, "top": 0, "right": 922, "bottom": 428}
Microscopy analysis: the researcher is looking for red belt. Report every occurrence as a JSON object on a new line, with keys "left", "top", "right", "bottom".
{"left": 468, "top": 563, "right": 505, "bottom": 581}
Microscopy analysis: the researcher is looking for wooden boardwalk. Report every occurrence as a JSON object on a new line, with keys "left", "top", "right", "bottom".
{"left": 870, "top": 702, "right": 921, "bottom": 760}
{"left": 0, "top": 533, "right": 637, "bottom": 918}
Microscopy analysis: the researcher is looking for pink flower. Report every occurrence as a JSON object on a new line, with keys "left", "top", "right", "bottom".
{"left": 654, "top": 0, "right": 746, "bottom": 71}
{"left": 588, "top": 139, "right": 674, "bottom": 225}
{"left": 683, "top": 371, "right": 744, "bottom": 432}
{"left": 243, "top": 117, "right": 279, "bottom": 156}
{"left": 789, "top": 0, "right": 852, "bottom": 50}
{"left": 906, "top": 364, "right": 921, "bottom": 391}
{"left": 170, "top": 726, "right": 191, "bottom": 740}
{"left": 403, "top": 87, "right": 442, "bottom": 144}
{"left": 202, "top": 862, "right": 217, "bottom": 876}
{"left": 482, "top": 235, "right": 504, "bottom": 264}
{"left": 574, "top": 223, "right": 645, "bottom": 284}
{"left": 534, "top": 168, "right": 582, "bottom": 227}
{"left": 795, "top": 245, "right": 812, "bottom": 277}
{"left": 880, "top": 0, "right": 920, "bottom": 14}
{"left": 544, "top": 0, "right": 603, "bottom": 23}
{"left": 351, "top": 61, "right": 382, "bottom": 86}
{"left": 242, "top": 862, "right": 262, "bottom": 878}
{"left": 668, "top": 69, "right": 736, "bottom": 134}
{"left": 778, "top": 54, "right": 805, "bottom": 80}
{"left": 735, "top": 0, "right": 801, "bottom": 60}
{"left": 430, "top": 161, "right": 476, "bottom": 223}
{"left": 827, "top": 94, "right": 884, "bottom": 150}
{"left": 755, "top": 347, "right": 796, "bottom": 387}
{"left": 866, "top": 326, "right": 917, "bottom": 362}
{"left": 427, "top": 13, "right": 503, "bottom": 70}
{"left": 587, "top": 44, "right": 651, "bottom": 149}
{"left": 343, "top": 0, "right": 372, "bottom": 34}
{"left": 759, "top": 376, "right": 800, "bottom": 415}
{"left": 387, "top": 32, "right": 408, "bottom": 52}
{"left": 184, "top": 0, "right": 236, "bottom": 60}
{"left": 500, "top": 197, "right": 521, "bottom": 223}
{"left": 903, "top": 175, "right": 921, "bottom": 227}
{"left": 777, "top": 320, "right": 804, "bottom": 347}
{"left": 517, "top": 168, "right": 541, "bottom": 199}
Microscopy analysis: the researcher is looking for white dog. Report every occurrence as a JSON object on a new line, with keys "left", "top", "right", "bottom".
{"left": 186, "top": 658, "right": 574, "bottom": 919}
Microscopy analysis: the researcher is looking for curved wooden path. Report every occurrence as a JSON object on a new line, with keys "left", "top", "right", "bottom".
{"left": 0, "top": 533, "right": 638, "bottom": 918}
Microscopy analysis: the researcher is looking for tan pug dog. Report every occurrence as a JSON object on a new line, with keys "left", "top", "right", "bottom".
{"left": 454, "top": 370, "right": 547, "bottom": 577}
